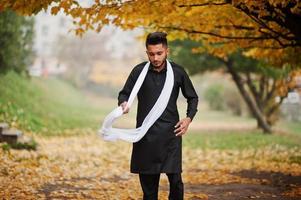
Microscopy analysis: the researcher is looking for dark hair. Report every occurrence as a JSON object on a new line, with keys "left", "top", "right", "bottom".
{"left": 145, "top": 32, "right": 168, "bottom": 47}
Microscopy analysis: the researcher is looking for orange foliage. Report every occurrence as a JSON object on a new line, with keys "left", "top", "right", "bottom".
{"left": 1, "top": 0, "right": 300, "bottom": 68}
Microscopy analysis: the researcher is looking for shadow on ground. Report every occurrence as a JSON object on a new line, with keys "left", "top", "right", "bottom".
{"left": 38, "top": 170, "right": 301, "bottom": 199}
{"left": 179, "top": 170, "right": 301, "bottom": 200}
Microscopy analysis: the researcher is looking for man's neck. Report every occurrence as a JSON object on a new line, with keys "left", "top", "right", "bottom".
{"left": 153, "top": 61, "right": 166, "bottom": 72}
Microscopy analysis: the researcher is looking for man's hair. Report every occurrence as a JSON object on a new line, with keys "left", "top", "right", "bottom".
{"left": 145, "top": 32, "right": 168, "bottom": 47}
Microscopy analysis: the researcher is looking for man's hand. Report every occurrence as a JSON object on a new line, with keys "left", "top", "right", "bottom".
{"left": 120, "top": 101, "right": 129, "bottom": 114}
{"left": 174, "top": 117, "right": 192, "bottom": 136}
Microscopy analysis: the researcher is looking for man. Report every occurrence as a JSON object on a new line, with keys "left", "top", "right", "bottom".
{"left": 118, "top": 32, "right": 198, "bottom": 200}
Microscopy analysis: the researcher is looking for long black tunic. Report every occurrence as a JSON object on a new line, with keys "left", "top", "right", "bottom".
{"left": 118, "top": 61, "right": 198, "bottom": 174}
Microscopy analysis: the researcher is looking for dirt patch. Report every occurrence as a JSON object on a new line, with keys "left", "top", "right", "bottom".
{"left": 160, "top": 170, "right": 301, "bottom": 200}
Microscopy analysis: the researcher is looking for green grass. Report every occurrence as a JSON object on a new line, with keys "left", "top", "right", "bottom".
{"left": 0, "top": 71, "right": 108, "bottom": 135}
{"left": 1, "top": 139, "right": 37, "bottom": 151}
{"left": 183, "top": 130, "right": 301, "bottom": 150}
{"left": 1, "top": 71, "right": 300, "bottom": 151}
{"left": 276, "top": 121, "right": 301, "bottom": 135}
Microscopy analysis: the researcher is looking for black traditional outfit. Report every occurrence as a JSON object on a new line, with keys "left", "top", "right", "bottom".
{"left": 118, "top": 61, "right": 198, "bottom": 199}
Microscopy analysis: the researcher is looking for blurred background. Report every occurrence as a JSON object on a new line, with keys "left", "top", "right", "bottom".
{"left": 1, "top": 2, "right": 301, "bottom": 199}
{"left": 0, "top": 8, "right": 300, "bottom": 149}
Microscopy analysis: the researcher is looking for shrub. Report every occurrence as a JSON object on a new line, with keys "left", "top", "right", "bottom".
{"left": 204, "top": 84, "right": 225, "bottom": 111}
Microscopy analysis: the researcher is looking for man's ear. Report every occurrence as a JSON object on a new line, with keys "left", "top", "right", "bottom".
{"left": 166, "top": 48, "right": 170, "bottom": 55}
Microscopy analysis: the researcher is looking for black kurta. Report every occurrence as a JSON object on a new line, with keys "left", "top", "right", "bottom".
{"left": 118, "top": 61, "right": 198, "bottom": 174}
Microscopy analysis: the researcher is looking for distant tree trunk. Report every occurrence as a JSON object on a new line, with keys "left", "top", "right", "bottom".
{"left": 224, "top": 59, "right": 273, "bottom": 133}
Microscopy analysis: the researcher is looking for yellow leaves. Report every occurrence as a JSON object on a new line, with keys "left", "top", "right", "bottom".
{"left": 190, "top": 193, "right": 209, "bottom": 199}
{"left": 51, "top": 6, "right": 60, "bottom": 15}
{"left": 74, "top": 28, "right": 84, "bottom": 37}
{"left": 0, "top": 133, "right": 300, "bottom": 199}
{"left": 283, "top": 187, "right": 301, "bottom": 198}
{"left": 0, "top": 0, "right": 54, "bottom": 15}
{"left": 276, "top": 68, "right": 301, "bottom": 97}
{"left": 168, "top": 31, "right": 189, "bottom": 41}
{"left": 2, "top": 0, "right": 299, "bottom": 69}
{"left": 59, "top": 0, "right": 73, "bottom": 11}
{"left": 290, "top": 1, "right": 301, "bottom": 15}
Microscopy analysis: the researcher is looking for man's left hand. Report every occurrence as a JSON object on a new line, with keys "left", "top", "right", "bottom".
{"left": 174, "top": 117, "right": 191, "bottom": 136}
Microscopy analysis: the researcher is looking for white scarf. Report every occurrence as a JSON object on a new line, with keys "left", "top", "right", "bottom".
{"left": 99, "top": 60, "right": 174, "bottom": 143}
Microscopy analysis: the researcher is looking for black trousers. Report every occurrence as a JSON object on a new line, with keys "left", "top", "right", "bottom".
{"left": 138, "top": 173, "right": 184, "bottom": 200}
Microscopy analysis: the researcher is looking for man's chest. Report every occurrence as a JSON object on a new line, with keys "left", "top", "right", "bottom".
{"left": 141, "top": 72, "right": 166, "bottom": 91}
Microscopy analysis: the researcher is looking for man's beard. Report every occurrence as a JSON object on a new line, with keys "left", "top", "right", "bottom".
{"left": 152, "top": 57, "right": 167, "bottom": 68}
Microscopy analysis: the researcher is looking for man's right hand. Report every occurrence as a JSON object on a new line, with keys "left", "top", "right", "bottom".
{"left": 120, "top": 101, "right": 129, "bottom": 114}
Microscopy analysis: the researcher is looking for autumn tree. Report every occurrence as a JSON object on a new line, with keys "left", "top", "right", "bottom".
{"left": 170, "top": 40, "right": 297, "bottom": 133}
{"left": 2, "top": 0, "right": 300, "bottom": 67}
{"left": 47, "top": 0, "right": 301, "bottom": 67}
{"left": 0, "top": 10, "right": 34, "bottom": 74}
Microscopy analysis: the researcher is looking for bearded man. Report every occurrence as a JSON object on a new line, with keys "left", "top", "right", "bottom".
{"left": 118, "top": 32, "right": 198, "bottom": 200}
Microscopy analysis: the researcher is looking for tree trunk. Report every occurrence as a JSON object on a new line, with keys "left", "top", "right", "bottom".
{"left": 224, "top": 60, "right": 272, "bottom": 133}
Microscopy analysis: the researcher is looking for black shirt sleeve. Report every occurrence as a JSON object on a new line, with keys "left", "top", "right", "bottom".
{"left": 117, "top": 65, "right": 142, "bottom": 106}
{"left": 180, "top": 68, "right": 199, "bottom": 121}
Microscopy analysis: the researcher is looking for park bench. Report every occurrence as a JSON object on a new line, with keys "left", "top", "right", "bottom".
{"left": 0, "top": 122, "right": 23, "bottom": 144}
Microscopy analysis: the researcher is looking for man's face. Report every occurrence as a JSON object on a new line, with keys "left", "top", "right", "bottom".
{"left": 146, "top": 44, "right": 169, "bottom": 68}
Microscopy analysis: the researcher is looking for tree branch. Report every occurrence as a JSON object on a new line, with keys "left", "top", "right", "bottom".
{"left": 266, "top": 95, "right": 285, "bottom": 118}
{"left": 177, "top": 2, "right": 228, "bottom": 7}
{"left": 245, "top": 72, "right": 262, "bottom": 110}
{"left": 259, "top": 76, "right": 265, "bottom": 101}
{"left": 264, "top": 79, "right": 276, "bottom": 105}
{"left": 232, "top": 1, "right": 300, "bottom": 46}
{"left": 157, "top": 26, "right": 271, "bottom": 40}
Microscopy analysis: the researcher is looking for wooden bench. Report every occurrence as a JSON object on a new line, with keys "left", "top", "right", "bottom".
{"left": 0, "top": 122, "right": 23, "bottom": 144}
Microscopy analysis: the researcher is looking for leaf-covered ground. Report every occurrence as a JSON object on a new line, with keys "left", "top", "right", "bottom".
{"left": 1, "top": 131, "right": 301, "bottom": 200}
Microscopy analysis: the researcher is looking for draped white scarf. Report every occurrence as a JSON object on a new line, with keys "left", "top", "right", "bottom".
{"left": 99, "top": 60, "right": 174, "bottom": 143}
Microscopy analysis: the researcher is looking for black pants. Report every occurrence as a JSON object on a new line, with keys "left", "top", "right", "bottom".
{"left": 138, "top": 173, "right": 184, "bottom": 200}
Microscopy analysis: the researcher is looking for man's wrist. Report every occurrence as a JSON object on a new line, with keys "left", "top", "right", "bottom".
{"left": 186, "top": 117, "right": 192, "bottom": 122}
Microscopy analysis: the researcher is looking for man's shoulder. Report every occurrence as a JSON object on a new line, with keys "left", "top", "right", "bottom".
{"left": 127, "top": 61, "right": 148, "bottom": 76}
{"left": 169, "top": 61, "right": 186, "bottom": 74}
{"left": 134, "top": 61, "right": 148, "bottom": 69}
{"left": 170, "top": 61, "right": 182, "bottom": 69}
